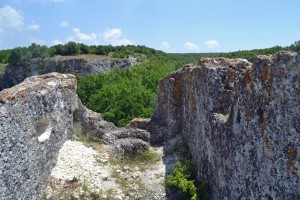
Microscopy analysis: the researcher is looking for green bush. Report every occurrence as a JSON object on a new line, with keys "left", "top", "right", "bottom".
{"left": 166, "top": 160, "right": 208, "bottom": 200}
{"left": 77, "top": 52, "right": 187, "bottom": 127}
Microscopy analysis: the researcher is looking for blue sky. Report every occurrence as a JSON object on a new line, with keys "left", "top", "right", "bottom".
{"left": 0, "top": 0, "right": 299, "bottom": 53}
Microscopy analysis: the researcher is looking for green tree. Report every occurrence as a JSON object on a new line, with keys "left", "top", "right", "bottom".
{"left": 63, "top": 41, "right": 80, "bottom": 55}
{"left": 8, "top": 47, "right": 32, "bottom": 66}
{"left": 0, "top": 49, "right": 11, "bottom": 63}
{"left": 28, "top": 43, "right": 48, "bottom": 58}
{"left": 79, "top": 43, "right": 89, "bottom": 54}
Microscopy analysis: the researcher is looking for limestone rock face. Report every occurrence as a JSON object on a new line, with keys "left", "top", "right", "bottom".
{"left": 0, "top": 73, "right": 80, "bottom": 199}
{"left": 0, "top": 56, "right": 133, "bottom": 90}
{"left": 151, "top": 52, "right": 300, "bottom": 199}
{"left": 0, "top": 72, "right": 151, "bottom": 199}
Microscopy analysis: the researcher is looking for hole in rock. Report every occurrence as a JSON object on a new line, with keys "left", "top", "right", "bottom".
{"left": 36, "top": 118, "right": 52, "bottom": 142}
{"left": 73, "top": 109, "right": 82, "bottom": 135}
{"left": 73, "top": 109, "right": 80, "bottom": 123}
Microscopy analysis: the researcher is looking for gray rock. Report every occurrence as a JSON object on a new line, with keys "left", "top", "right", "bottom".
{"left": 150, "top": 52, "right": 300, "bottom": 199}
{"left": 78, "top": 107, "right": 151, "bottom": 158}
{"left": 0, "top": 72, "right": 151, "bottom": 199}
{"left": 0, "top": 56, "right": 135, "bottom": 91}
{"left": 115, "top": 138, "right": 149, "bottom": 158}
{"left": 0, "top": 73, "right": 80, "bottom": 200}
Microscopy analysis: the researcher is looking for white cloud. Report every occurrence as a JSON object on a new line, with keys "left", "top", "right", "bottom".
{"left": 73, "top": 28, "right": 97, "bottom": 41}
{"left": 112, "top": 38, "right": 133, "bottom": 46}
{"left": 51, "top": 39, "right": 64, "bottom": 45}
{"left": 103, "top": 28, "right": 122, "bottom": 41}
{"left": 184, "top": 42, "right": 199, "bottom": 51}
{"left": 103, "top": 28, "right": 133, "bottom": 46}
{"left": 205, "top": 40, "right": 220, "bottom": 48}
{"left": 0, "top": 6, "right": 24, "bottom": 32}
{"left": 60, "top": 21, "right": 68, "bottom": 27}
{"left": 28, "top": 23, "right": 40, "bottom": 31}
{"left": 160, "top": 41, "right": 170, "bottom": 50}
{"left": 66, "top": 28, "right": 97, "bottom": 43}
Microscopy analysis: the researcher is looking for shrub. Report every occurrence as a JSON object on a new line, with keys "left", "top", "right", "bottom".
{"left": 166, "top": 160, "right": 208, "bottom": 200}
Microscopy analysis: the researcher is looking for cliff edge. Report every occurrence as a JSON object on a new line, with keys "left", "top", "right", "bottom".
{"left": 0, "top": 55, "right": 135, "bottom": 91}
{"left": 150, "top": 51, "right": 300, "bottom": 199}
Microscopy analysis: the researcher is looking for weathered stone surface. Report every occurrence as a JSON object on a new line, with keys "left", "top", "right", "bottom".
{"left": 78, "top": 103, "right": 116, "bottom": 139}
{"left": 0, "top": 72, "right": 151, "bottom": 199}
{"left": 0, "top": 56, "right": 134, "bottom": 91}
{"left": 127, "top": 118, "right": 151, "bottom": 130}
{"left": 78, "top": 103, "right": 151, "bottom": 157}
{"left": 0, "top": 73, "right": 80, "bottom": 200}
{"left": 150, "top": 52, "right": 300, "bottom": 199}
{"left": 79, "top": 108, "right": 151, "bottom": 158}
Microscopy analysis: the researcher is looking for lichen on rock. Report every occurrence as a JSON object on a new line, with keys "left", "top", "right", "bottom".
{"left": 150, "top": 51, "right": 300, "bottom": 200}
{"left": 0, "top": 73, "right": 80, "bottom": 200}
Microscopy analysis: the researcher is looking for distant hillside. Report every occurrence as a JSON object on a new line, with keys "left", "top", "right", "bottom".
{"left": 1, "top": 40, "right": 299, "bottom": 66}
{"left": 0, "top": 43, "right": 166, "bottom": 66}
{"left": 169, "top": 40, "right": 300, "bottom": 62}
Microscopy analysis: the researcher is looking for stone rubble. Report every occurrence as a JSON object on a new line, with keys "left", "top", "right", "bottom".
{"left": 44, "top": 139, "right": 176, "bottom": 200}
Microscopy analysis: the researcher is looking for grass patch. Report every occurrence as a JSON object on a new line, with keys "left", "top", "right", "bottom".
{"left": 109, "top": 149, "right": 161, "bottom": 171}
{"left": 50, "top": 54, "right": 113, "bottom": 61}
{"left": 133, "top": 149, "right": 161, "bottom": 164}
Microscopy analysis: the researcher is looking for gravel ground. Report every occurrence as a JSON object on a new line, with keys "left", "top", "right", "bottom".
{"left": 43, "top": 139, "right": 176, "bottom": 200}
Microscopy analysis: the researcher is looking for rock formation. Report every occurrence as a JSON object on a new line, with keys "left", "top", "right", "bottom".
{"left": 0, "top": 56, "right": 136, "bottom": 91}
{"left": 150, "top": 52, "right": 300, "bottom": 199}
{"left": 0, "top": 73, "right": 80, "bottom": 199}
{"left": 78, "top": 106, "right": 150, "bottom": 158}
{"left": 0, "top": 72, "right": 149, "bottom": 199}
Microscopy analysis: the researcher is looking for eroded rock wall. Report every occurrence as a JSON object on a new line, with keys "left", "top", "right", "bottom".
{"left": 0, "top": 73, "right": 80, "bottom": 199}
{"left": 151, "top": 52, "right": 300, "bottom": 199}
{"left": 0, "top": 57, "right": 133, "bottom": 91}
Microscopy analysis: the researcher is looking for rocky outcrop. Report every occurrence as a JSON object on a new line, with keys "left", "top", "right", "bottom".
{"left": 78, "top": 107, "right": 150, "bottom": 158}
{"left": 0, "top": 72, "right": 150, "bottom": 199}
{"left": 0, "top": 56, "right": 135, "bottom": 91}
{"left": 150, "top": 52, "right": 300, "bottom": 199}
{"left": 0, "top": 73, "right": 80, "bottom": 199}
